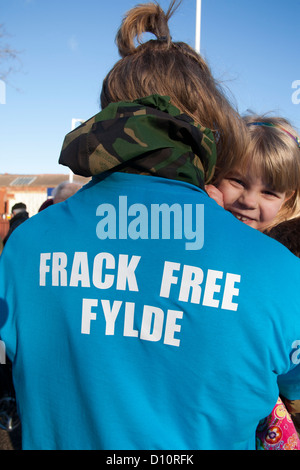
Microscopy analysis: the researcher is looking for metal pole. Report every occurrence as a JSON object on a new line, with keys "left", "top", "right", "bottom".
{"left": 195, "top": 0, "right": 202, "bottom": 53}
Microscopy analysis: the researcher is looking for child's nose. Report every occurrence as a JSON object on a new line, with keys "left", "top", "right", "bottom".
{"left": 238, "top": 190, "right": 259, "bottom": 209}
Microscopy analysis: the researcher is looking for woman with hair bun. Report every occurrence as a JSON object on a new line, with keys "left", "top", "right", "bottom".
{"left": 2, "top": 1, "right": 300, "bottom": 450}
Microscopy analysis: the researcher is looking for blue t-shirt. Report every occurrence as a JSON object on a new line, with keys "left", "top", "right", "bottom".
{"left": 1, "top": 172, "right": 300, "bottom": 450}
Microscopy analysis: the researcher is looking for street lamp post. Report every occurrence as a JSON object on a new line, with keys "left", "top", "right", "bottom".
{"left": 195, "top": 0, "right": 202, "bottom": 54}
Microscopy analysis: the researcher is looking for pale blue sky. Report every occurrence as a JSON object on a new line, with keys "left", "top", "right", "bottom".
{"left": 1, "top": 0, "right": 299, "bottom": 174}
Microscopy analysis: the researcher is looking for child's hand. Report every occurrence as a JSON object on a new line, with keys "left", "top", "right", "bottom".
{"left": 205, "top": 184, "right": 224, "bottom": 207}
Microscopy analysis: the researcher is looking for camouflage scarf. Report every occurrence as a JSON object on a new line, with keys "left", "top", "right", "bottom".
{"left": 59, "top": 95, "right": 216, "bottom": 189}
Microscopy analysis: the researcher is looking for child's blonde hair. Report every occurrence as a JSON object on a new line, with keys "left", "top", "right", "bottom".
{"left": 215, "top": 114, "right": 300, "bottom": 231}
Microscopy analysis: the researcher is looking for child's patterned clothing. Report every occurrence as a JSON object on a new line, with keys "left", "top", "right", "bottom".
{"left": 256, "top": 397, "right": 300, "bottom": 450}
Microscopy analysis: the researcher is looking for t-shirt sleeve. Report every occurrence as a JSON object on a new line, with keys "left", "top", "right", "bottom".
{"left": 0, "top": 240, "right": 18, "bottom": 362}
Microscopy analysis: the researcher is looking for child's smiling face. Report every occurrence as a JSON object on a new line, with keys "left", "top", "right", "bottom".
{"left": 217, "top": 169, "right": 290, "bottom": 231}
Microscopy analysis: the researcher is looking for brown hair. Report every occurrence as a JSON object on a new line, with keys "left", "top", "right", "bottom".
{"left": 100, "top": 1, "right": 248, "bottom": 181}
{"left": 268, "top": 216, "right": 300, "bottom": 257}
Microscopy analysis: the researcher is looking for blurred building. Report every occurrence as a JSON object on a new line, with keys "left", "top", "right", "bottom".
{"left": 0, "top": 174, "right": 90, "bottom": 240}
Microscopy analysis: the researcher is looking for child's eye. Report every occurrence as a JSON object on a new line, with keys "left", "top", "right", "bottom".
{"left": 263, "top": 190, "right": 280, "bottom": 198}
{"left": 228, "top": 177, "right": 245, "bottom": 187}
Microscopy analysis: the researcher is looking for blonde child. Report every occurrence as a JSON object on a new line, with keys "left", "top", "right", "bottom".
{"left": 207, "top": 115, "right": 300, "bottom": 233}
{"left": 207, "top": 114, "right": 300, "bottom": 450}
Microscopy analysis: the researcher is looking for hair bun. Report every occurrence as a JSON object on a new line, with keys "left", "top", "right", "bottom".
{"left": 116, "top": 1, "right": 180, "bottom": 57}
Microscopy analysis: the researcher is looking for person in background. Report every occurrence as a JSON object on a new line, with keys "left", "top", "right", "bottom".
{"left": 1, "top": 1, "right": 300, "bottom": 450}
{"left": 38, "top": 181, "right": 82, "bottom": 212}
{"left": 3, "top": 203, "right": 29, "bottom": 246}
{"left": 52, "top": 181, "right": 82, "bottom": 204}
{"left": 38, "top": 199, "right": 53, "bottom": 212}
